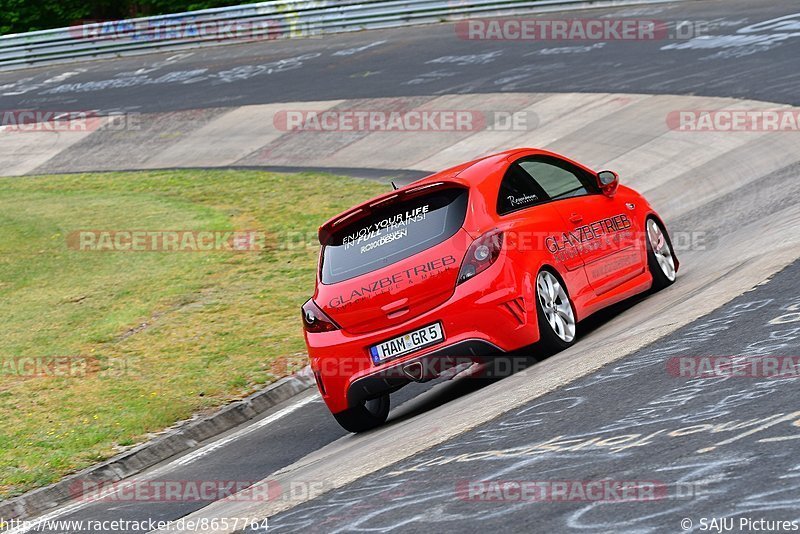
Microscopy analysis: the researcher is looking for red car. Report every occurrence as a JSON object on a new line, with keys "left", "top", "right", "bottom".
{"left": 302, "top": 148, "right": 678, "bottom": 432}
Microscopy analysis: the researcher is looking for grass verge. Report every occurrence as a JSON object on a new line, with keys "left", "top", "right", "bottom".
{"left": 0, "top": 169, "right": 387, "bottom": 499}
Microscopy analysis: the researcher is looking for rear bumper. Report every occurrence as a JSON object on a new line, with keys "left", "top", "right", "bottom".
{"left": 307, "top": 255, "right": 540, "bottom": 414}
{"left": 346, "top": 339, "right": 501, "bottom": 407}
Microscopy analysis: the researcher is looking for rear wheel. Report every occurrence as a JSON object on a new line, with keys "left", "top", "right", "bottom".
{"left": 333, "top": 394, "right": 390, "bottom": 433}
{"left": 646, "top": 218, "right": 677, "bottom": 291}
{"left": 535, "top": 269, "right": 577, "bottom": 352}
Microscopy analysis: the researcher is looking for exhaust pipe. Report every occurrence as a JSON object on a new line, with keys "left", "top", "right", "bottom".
{"left": 402, "top": 361, "right": 425, "bottom": 382}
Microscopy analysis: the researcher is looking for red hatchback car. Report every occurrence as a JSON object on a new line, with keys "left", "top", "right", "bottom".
{"left": 302, "top": 148, "right": 678, "bottom": 432}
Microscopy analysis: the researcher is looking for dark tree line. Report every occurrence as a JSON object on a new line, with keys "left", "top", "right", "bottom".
{"left": 1, "top": 0, "right": 260, "bottom": 35}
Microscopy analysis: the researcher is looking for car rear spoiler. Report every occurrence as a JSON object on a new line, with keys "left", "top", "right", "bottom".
{"left": 318, "top": 180, "right": 465, "bottom": 245}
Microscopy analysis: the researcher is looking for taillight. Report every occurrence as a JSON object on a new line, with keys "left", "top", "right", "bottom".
{"left": 301, "top": 299, "right": 340, "bottom": 333}
{"left": 457, "top": 230, "right": 504, "bottom": 285}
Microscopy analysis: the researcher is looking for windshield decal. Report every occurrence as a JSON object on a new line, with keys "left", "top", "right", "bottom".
{"left": 343, "top": 205, "right": 430, "bottom": 251}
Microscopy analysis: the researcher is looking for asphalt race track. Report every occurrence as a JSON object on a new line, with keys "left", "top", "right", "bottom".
{"left": 2, "top": 0, "right": 800, "bottom": 533}
{"left": 266, "top": 261, "right": 800, "bottom": 533}
{"left": 1, "top": 0, "right": 800, "bottom": 113}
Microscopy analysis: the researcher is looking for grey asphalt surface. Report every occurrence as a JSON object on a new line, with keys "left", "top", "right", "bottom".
{"left": 1, "top": 0, "right": 800, "bottom": 115}
{"left": 4, "top": 0, "right": 800, "bottom": 532}
{"left": 265, "top": 260, "right": 800, "bottom": 534}
{"left": 33, "top": 379, "right": 493, "bottom": 534}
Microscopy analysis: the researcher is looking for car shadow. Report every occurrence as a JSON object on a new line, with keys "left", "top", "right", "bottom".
{"left": 386, "top": 289, "right": 654, "bottom": 426}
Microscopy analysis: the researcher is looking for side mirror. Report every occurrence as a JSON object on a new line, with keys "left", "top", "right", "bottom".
{"left": 597, "top": 170, "right": 619, "bottom": 197}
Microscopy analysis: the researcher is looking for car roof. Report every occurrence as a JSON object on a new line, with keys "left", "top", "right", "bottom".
{"left": 410, "top": 147, "right": 530, "bottom": 187}
{"left": 318, "top": 147, "right": 559, "bottom": 243}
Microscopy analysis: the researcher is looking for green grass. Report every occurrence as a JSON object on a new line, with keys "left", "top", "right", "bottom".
{"left": 0, "top": 169, "right": 386, "bottom": 499}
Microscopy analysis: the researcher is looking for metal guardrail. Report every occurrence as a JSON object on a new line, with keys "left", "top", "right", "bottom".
{"left": 0, "top": 0, "right": 672, "bottom": 70}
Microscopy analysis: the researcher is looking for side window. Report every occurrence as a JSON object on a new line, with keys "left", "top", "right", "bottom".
{"left": 518, "top": 159, "right": 594, "bottom": 200}
{"left": 497, "top": 163, "right": 548, "bottom": 215}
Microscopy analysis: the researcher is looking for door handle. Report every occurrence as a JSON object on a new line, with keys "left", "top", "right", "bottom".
{"left": 569, "top": 213, "right": 584, "bottom": 224}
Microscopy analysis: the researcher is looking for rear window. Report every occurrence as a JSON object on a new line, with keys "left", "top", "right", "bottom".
{"left": 321, "top": 188, "right": 468, "bottom": 284}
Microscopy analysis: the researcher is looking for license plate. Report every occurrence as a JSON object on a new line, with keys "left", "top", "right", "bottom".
{"left": 370, "top": 323, "right": 445, "bottom": 364}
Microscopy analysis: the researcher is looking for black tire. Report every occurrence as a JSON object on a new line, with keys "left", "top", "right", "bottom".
{"left": 645, "top": 217, "right": 677, "bottom": 292}
{"left": 535, "top": 268, "right": 578, "bottom": 354}
{"left": 333, "top": 394, "right": 390, "bottom": 433}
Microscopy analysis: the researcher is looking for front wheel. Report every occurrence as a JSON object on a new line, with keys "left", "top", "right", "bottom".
{"left": 535, "top": 269, "right": 578, "bottom": 352}
{"left": 333, "top": 394, "right": 390, "bottom": 433}
{"left": 646, "top": 218, "right": 677, "bottom": 291}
